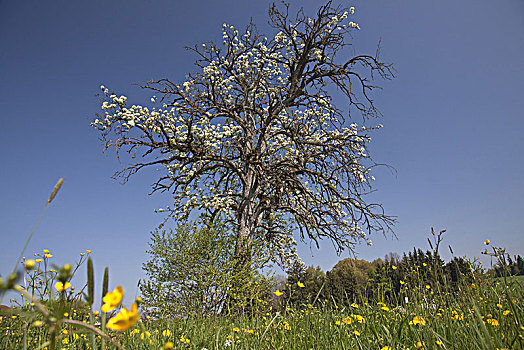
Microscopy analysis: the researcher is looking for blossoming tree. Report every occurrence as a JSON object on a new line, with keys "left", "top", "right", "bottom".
{"left": 92, "top": 1, "right": 394, "bottom": 275}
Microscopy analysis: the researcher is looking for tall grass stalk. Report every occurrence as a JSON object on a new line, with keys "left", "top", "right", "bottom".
{"left": 1, "top": 178, "right": 63, "bottom": 305}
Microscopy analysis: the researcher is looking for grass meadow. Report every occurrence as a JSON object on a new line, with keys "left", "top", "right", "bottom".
{"left": 1, "top": 247, "right": 523, "bottom": 350}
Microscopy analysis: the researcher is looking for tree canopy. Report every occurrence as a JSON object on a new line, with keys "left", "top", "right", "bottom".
{"left": 92, "top": 1, "right": 395, "bottom": 273}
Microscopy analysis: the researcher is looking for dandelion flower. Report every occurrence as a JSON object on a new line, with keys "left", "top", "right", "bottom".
{"left": 164, "top": 342, "right": 174, "bottom": 349}
{"left": 44, "top": 254, "right": 53, "bottom": 258}
{"left": 392, "top": 265, "right": 397, "bottom": 270}
{"left": 163, "top": 329, "right": 172, "bottom": 337}
{"left": 297, "top": 281, "right": 305, "bottom": 288}
{"left": 273, "top": 290, "right": 283, "bottom": 297}
{"left": 55, "top": 281, "right": 71, "bottom": 292}
{"left": 381, "top": 347, "right": 392, "bottom": 350}
{"left": 102, "top": 286, "right": 124, "bottom": 312}
{"left": 106, "top": 302, "right": 139, "bottom": 331}
{"left": 43, "top": 249, "right": 50, "bottom": 254}
{"left": 233, "top": 327, "right": 240, "bottom": 333}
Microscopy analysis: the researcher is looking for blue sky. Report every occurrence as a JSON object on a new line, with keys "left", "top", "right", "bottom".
{"left": 1, "top": 0, "right": 523, "bottom": 305}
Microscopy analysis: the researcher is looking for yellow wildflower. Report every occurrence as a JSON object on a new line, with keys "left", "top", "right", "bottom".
{"left": 410, "top": 316, "right": 426, "bottom": 326}
{"left": 503, "top": 310, "right": 510, "bottom": 316}
{"left": 351, "top": 314, "right": 365, "bottom": 323}
{"left": 86, "top": 250, "right": 92, "bottom": 254}
{"left": 381, "top": 347, "right": 392, "bottom": 350}
{"left": 36, "top": 259, "right": 43, "bottom": 263}
{"left": 140, "top": 331, "right": 151, "bottom": 339}
{"left": 233, "top": 327, "right": 240, "bottom": 333}
{"left": 392, "top": 265, "right": 397, "bottom": 270}
{"left": 486, "top": 318, "right": 500, "bottom": 326}
{"left": 44, "top": 254, "right": 53, "bottom": 258}
{"left": 416, "top": 341, "right": 425, "bottom": 349}
{"left": 297, "top": 281, "right": 305, "bottom": 288}
{"left": 162, "top": 329, "right": 172, "bottom": 337}
{"left": 55, "top": 281, "right": 71, "bottom": 292}
{"left": 43, "top": 249, "right": 50, "bottom": 254}
{"left": 102, "top": 286, "right": 124, "bottom": 312}
{"left": 273, "top": 290, "right": 283, "bottom": 297}
{"left": 484, "top": 239, "right": 490, "bottom": 245}
{"left": 164, "top": 342, "right": 174, "bottom": 349}
{"left": 106, "top": 302, "right": 140, "bottom": 331}
{"left": 353, "top": 330, "right": 360, "bottom": 336}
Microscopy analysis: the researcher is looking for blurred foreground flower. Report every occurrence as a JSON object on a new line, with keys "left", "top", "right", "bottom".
{"left": 106, "top": 302, "right": 139, "bottom": 331}
{"left": 102, "top": 285, "right": 124, "bottom": 312}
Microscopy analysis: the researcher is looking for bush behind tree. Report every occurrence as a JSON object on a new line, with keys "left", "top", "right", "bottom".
{"left": 140, "top": 219, "right": 274, "bottom": 318}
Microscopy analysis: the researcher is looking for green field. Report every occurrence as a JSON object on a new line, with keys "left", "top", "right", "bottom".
{"left": 2, "top": 268, "right": 523, "bottom": 349}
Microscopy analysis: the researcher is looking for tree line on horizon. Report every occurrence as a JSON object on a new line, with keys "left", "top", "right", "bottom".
{"left": 283, "top": 248, "right": 524, "bottom": 308}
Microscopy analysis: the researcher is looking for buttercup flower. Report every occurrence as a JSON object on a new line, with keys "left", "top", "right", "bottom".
{"left": 106, "top": 302, "right": 139, "bottom": 331}
{"left": 55, "top": 281, "right": 71, "bottom": 292}
{"left": 484, "top": 239, "right": 490, "bottom": 245}
{"left": 297, "top": 281, "right": 305, "bottom": 288}
{"left": 410, "top": 316, "right": 426, "bottom": 326}
{"left": 273, "top": 290, "right": 283, "bottom": 297}
{"left": 102, "top": 286, "right": 124, "bottom": 312}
